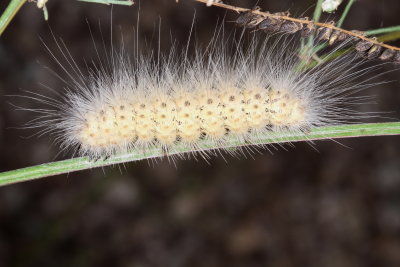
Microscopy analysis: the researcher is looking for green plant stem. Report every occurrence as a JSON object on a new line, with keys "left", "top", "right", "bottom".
{"left": 77, "top": 0, "right": 134, "bottom": 5}
{"left": 306, "top": 0, "right": 325, "bottom": 56}
{"left": 0, "top": 0, "right": 27, "bottom": 36}
{"left": 377, "top": 31, "right": 400, "bottom": 43}
{"left": 313, "top": 0, "right": 324, "bottom": 23}
{"left": 1, "top": 122, "right": 400, "bottom": 187}
{"left": 336, "top": 0, "right": 355, "bottom": 28}
{"left": 366, "top": 25, "right": 400, "bottom": 36}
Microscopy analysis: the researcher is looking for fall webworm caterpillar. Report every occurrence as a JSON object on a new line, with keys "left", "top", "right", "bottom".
{"left": 20, "top": 19, "right": 386, "bottom": 163}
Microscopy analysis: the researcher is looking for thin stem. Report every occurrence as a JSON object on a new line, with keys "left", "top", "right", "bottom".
{"left": 313, "top": 0, "right": 324, "bottom": 23}
{"left": 366, "top": 25, "right": 400, "bottom": 36}
{"left": 1, "top": 122, "right": 400, "bottom": 187}
{"left": 377, "top": 31, "right": 400, "bottom": 43}
{"left": 77, "top": 0, "right": 134, "bottom": 5}
{"left": 336, "top": 0, "right": 355, "bottom": 28}
{"left": 0, "top": 0, "right": 27, "bottom": 36}
{"left": 307, "top": 0, "right": 324, "bottom": 50}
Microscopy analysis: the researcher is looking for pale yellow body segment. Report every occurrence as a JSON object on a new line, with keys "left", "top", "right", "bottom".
{"left": 78, "top": 86, "right": 307, "bottom": 151}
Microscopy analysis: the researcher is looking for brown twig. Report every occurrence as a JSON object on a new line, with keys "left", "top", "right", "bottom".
{"left": 192, "top": 0, "right": 400, "bottom": 54}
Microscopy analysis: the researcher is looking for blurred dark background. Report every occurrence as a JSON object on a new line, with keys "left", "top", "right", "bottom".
{"left": 1, "top": 0, "right": 400, "bottom": 266}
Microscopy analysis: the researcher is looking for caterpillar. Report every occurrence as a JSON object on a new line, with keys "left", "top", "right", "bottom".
{"left": 22, "top": 23, "right": 384, "bottom": 163}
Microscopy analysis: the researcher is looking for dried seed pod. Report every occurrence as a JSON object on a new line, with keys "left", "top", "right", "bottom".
{"left": 258, "top": 17, "right": 284, "bottom": 32}
{"left": 328, "top": 30, "right": 340, "bottom": 45}
{"left": 355, "top": 40, "right": 374, "bottom": 53}
{"left": 245, "top": 14, "right": 264, "bottom": 28}
{"left": 327, "top": 30, "right": 348, "bottom": 45}
{"left": 316, "top": 26, "right": 333, "bottom": 41}
{"left": 257, "top": 17, "right": 273, "bottom": 31}
{"left": 367, "top": 45, "right": 383, "bottom": 59}
{"left": 316, "top": 21, "right": 335, "bottom": 41}
{"left": 235, "top": 12, "right": 255, "bottom": 27}
{"left": 280, "top": 21, "right": 303, "bottom": 34}
{"left": 337, "top": 31, "right": 349, "bottom": 42}
{"left": 301, "top": 23, "right": 315, "bottom": 37}
{"left": 394, "top": 51, "right": 400, "bottom": 63}
{"left": 270, "top": 20, "right": 284, "bottom": 32}
{"left": 379, "top": 49, "right": 396, "bottom": 61}
{"left": 236, "top": 7, "right": 262, "bottom": 27}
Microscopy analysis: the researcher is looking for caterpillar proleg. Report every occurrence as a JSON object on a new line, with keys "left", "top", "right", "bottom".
{"left": 23, "top": 23, "right": 385, "bottom": 163}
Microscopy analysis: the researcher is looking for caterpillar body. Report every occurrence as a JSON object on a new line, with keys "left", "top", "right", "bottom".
{"left": 27, "top": 29, "right": 378, "bottom": 162}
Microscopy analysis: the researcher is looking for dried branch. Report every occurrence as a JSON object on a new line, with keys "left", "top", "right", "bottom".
{"left": 192, "top": 0, "right": 400, "bottom": 62}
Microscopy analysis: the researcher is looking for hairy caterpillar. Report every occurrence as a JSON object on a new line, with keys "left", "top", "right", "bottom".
{"left": 22, "top": 24, "right": 384, "bottom": 162}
